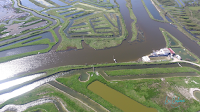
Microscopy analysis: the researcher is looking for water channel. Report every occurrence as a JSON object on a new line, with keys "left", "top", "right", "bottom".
{"left": 143, "top": 0, "right": 163, "bottom": 20}
{"left": 1, "top": 0, "right": 200, "bottom": 89}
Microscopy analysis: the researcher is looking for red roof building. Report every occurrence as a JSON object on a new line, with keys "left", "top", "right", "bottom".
{"left": 168, "top": 48, "right": 175, "bottom": 54}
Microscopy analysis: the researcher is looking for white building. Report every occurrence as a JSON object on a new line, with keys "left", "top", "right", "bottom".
{"left": 159, "top": 48, "right": 171, "bottom": 55}
{"left": 176, "top": 55, "right": 182, "bottom": 60}
{"left": 142, "top": 56, "right": 150, "bottom": 62}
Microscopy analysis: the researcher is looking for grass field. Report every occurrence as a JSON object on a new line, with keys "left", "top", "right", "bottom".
{"left": 189, "top": 6, "right": 200, "bottom": 11}
{"left": 57, "top": 69, "right": 200, "bottom": 112}
{"left": 172, "top": 47, "right": 197, "bottom": 61}
{"left": 105, "top": 67, "right": 200, "bottom": 76}
{"left": 125, "top": 0, "right": 138, "bottom": 42}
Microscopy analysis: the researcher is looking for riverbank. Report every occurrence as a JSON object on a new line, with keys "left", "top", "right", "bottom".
{"left": 141, "top": 0, "right": 168, "bottom": 23}
{"left": 56, "top": 67, "right": 200, "bottom": 112}
{"left": 0, "top": 61, "right": 200, "bottom": 111}
{"left": 160, "top": 28, "right": 200, "bottom": 63}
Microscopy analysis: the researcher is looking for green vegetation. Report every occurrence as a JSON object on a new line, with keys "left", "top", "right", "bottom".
{"left": 24, "top": 103, "right": 59, "bottom": 112}
{"left": 0, "top": 28, "right": 59, "bottom": 63}
{"left": 14, "top": 8, "right": 23, "bottom": 13}
{"left": 0, "top": 0, "right": 63, "bottom": 62}
{"left": 73, "top": 4, "right": 102, "bottom": 11}
{"left": 191, "top": 31, "right": 200, "bottom": 35}
{"left": 59, "top": 8, "right": 76, "bottom": 14}
{"left": 125, "top": 0, "right": 138, "bottom": 42}
{"left": 0, "top": 84, "right": 94, "bottom": 112}
{"left": 0, "top": 25, "right": 7, "bottom": 35}
{"left": 2, "top": 60, "right": 199, "bottom": 111}
{"left": 172, "top": 47, "right": 197, "bottom": 61}
{"left": 57, "top": 20, "right": 83, "bottom": 51}
{"left": 57, "top": 74, "right": 123, "bottom": 112}
{"left": 189, "top": 6, "right": 200, "bottom": 11}
{"left": 29, "top": 0, "right": 48, "bottom": 8}
{"left": 109, "top": 76, "right": 200, "bottom": 112}
{"left": 160, "top": 28, "right": 199, "bottom": 62}
{"left": 17, "top": 16, "right": 28, "bottom": 20}
{"left": 48, "top": 3, "right": 127, "bottom": 50}
{"left": 57, "top": 70, "right": 200, "bottom": 112}
{"left": 22, "top": 20, "right": 44, "bottom": 28}
{"left": 157, "top": 0, "right": 175, "bottom": 6}
{"left": 72, "top": 11, "right": 94, "bottom": 18}
{"left": 64, "top": 10, "right": 84, "bottom": 17}
{"left": 161, "top": 2, "right": 200, "bottom": 45}
{"left": 160, "top": 28, "right": 179, "bottom": 47}
{"left": 44, "top": 0, "right": 59, "bottom": 7}
{"left": 105, "top": 67, "right": 200, "bottom": 76}
{"left": 82, "top": 0, "right": 114, "bottom": 7}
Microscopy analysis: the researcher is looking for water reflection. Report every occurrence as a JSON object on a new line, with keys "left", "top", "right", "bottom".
{"left": 0, "top": 51, "right": 59, "bottom": 80}
{"left": 0, "top": 73, "right": 45, "bottom": 90}
{"left": 0, "top": 72, "right": 64, "bottom": 104}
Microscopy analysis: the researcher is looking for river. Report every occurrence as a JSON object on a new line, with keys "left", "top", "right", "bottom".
{"left": 0, "top": 0, "right": 200, "bottom": 79}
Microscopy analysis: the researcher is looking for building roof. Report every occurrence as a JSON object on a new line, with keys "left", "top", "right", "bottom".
{"left": 160, "top": 48, "right": 170, "bottom": 54}
{"left": 142, "top": 56, "right": 150, "bottom": 62}
{"left": 168, "top": 48, "right": 175, "bottom": 54}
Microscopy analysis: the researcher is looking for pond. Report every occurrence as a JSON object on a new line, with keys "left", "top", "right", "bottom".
{"left": 0, "top": 32, "right": 54, "bottom": 49}
{"left": 88, "top": 81, "right": 157, "bottom": 112}
{"left": 20, "top": 0, "right": 44, "bottom": 11}
{"left": 79, "top": 72, "right": 89, "bottom": 81}
{"left": 194, "top": 91, "right": 200, "bottom": 101}
{"left": 166, "top": 34, "right": 179, "bottom": 46}
{"left": 0, "top": 44, "right": 49, "bottom": 58}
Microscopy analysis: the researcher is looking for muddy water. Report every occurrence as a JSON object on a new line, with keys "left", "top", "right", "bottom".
{"left": 88, "top": 81, "right": 157, "bottom": 112}
{"left": 1, "top": 0, "right": 200, "bottom": 78}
